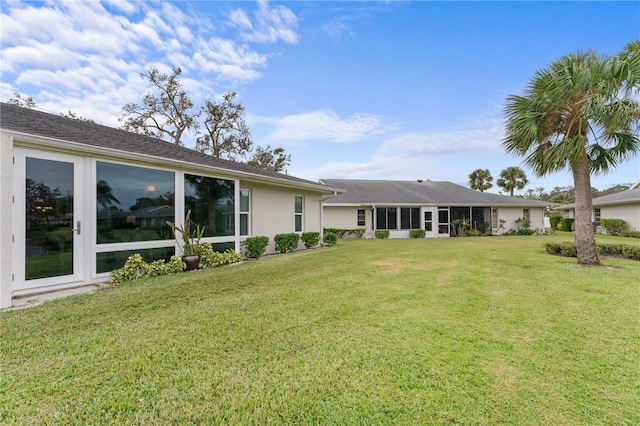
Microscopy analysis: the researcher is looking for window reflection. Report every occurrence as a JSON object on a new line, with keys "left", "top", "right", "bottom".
{"left": 96, "top": 162, "right": 175, "bottom": 244}
{"left": 184, "top": 174, "right": 235, "bottom": 237}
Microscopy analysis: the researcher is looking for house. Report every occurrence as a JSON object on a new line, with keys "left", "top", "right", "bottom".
{"left": 560, "top": 184, "right": 640, "bottom": 232}
{"left": 320, "top": 179, "right": 549, "bottom": 238}
{"left": 0, "top": 103, "right": 342, "bottom": 308}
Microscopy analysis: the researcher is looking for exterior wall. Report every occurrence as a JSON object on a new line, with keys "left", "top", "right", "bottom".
{"left": 492, "top": 207, "right": 545, "bottom": 234}
{"left": 242, "top": 182, "right": 325, "bottom": 254}
{"left": 600, "top": 204, "right": 640, "bottom": 231}
{"left": 0, "top": 134, "right": 13, "bottom": 308}
{"left": 322, "top": 206, "right": 372, "bottom": 237}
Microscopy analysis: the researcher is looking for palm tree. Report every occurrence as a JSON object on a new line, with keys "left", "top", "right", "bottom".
{"left": 496, "top": 166, "right": 529, "bottom": 196}
{"left": 502, "top": 41, "right": 640, "bottom": 265}
{"left": 468, "top": 168, "right": 493, "bottom": 192}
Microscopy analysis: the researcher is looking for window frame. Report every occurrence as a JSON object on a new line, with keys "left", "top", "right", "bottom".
{"left": 294, "top": 195, "right": 304, "bottom": 233}
{"left": 357, "top": 209, "right": 365, "bottom": 227}
{"left": 239, "top": 189, "right": 250, "bottom": 236}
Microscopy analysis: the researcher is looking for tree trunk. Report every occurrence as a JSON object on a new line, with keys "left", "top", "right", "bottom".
{"left": 571, "top": 152, "right": 600, "bottom": 265}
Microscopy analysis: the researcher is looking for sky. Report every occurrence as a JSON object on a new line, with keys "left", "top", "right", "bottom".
{"left": 1, "top": 0, "right": 639, "bottom": 195}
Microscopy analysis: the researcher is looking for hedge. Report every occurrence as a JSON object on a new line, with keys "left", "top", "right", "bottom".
{"left": 544, "top": 242, "right": 640, "bottom": 261}
{"left": 600, "top": 219, "right": 626, "bottom": 236}
{"left": 274, "top": 233, "right": 300, "bottom": 253}
{"left": 244, "top": 236, "right": 269, "bottom": 258}
{"left": 375, "top": 229, "right": 390, "bottom": 239}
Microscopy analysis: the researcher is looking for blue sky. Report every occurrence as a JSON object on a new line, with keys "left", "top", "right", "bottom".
{"left": 1, "top": 1, "right": 639, "bottom": 194}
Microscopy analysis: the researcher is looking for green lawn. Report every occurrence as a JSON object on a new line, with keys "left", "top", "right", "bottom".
{"left": 2, "top": 234, "right": 639, "bottom": 424}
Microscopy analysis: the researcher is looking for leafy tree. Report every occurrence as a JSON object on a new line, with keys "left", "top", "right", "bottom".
{"left": 8, "top": 92, "right": 37, "bottom": 108}
{"left": 61, "top": 111, "right": 94, "bottom": 123}
{"left": 248, "top": 145, "right": 291, "bottom": 173}
{"left": 120, "top": 66, "right": 198, "bottom": 145}
{"left": 468, "top": 168, "right": 493, "bottom": 192}
{"left": 196, "top": 92, "right": 253, "bottom": 161}
{"left": 496, "top": 166, "right": 529, "bottom": 196}
{"left": 503, "top": 41, "right": 640, "bottom": 265}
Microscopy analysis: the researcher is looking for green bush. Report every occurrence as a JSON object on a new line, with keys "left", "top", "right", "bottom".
{"left": 274, "top": 233, "right": 300, "bottom": 253}
{"left": 323, "top": 228, "right": 365, "bottom": 238}
{"left": 549, "top": 215, "right": 563, "bottom": 230}
{"left": 244, "top": 236, "right": 269, "bottom": 258}
{"left": 560, "top": 242, "right": 578, "bottom": 257}
{"left": 597, "top": 244, "right": 624, "bottom": 256}
{"left": 301, "top": 232, "right": 321, "bottom": 249}
{"left": 622, "top": 245, "right": 640, "bottom": 261}
{"left": 109, "top": 253, "right": 184, "bottom": 284}
{"left": 375, "top": 229, "right": 390, "bottom": 239}
{"left": 517, "top": 228, "right": 536, "bottom": 235}
{"left": 409, "top": 229, "right": 426, "bottom": 238}
{"left": 557, "top": 218, "right": 574, "bottom": 232}
{"left": 601, "top": 219, "right": 626, "bottom": 236}
{"left": 464, "top": 229, "right": 483, "bottom": 237}
{"left": 323, "top": 232, "right": 337, "bottom": 246}
{"left": 544, "top": 242, "right": 563, "bottom": 255}
{"left": 623, "top": 231, "right": 640, "bottom": 238}
{"left": 198, "top": 243, "right": 243, "bottom": 268}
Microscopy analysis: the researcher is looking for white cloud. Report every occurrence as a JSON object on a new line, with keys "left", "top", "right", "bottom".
{"left": 230, "top": 0, "right": 299, "bottom": 44}
{"left": 257, "top": 110, "right": 391, "bottom": 144}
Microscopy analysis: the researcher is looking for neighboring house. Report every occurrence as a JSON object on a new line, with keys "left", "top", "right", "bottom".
{"left": 560, "top": 185, "right": 640, "bottom": 232}
{"left": 0, "top": 103, "right": 341, "bottom": 308}
{"left": 320, "top": 179, "right": 549, "bottom": 238}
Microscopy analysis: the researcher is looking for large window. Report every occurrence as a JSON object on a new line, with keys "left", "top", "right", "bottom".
{"left": 295, "top": 195, "right": 303, "bottom": 232}
{"left": 96, "top": 247, "right": 175, "bottom": 274}
{"left": 400, "top": 208, "right": 421, "bottom": 230}
{"left": 240, "top": 189, "right": 250, "bottom": 236}
{"left": 376, "top": 207, "right": 397, "bottom": 230}
{"left": 357, "top": 209, "right": 365, "bottom": 227}
{"left": 184, "top": 174, "right": 235, "bottom": 237}
{"left": 492, "top": 208, "right": 498, "bottom": 229}
{"left": 96, "top": 162, "right": 175, "bottom": 244}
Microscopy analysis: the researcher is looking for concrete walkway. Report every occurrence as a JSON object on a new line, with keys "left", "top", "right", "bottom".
{"left": 6, "top": 283, "right": 112, "bottom": 311}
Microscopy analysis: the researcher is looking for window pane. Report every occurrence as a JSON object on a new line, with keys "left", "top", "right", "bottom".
{"left": 376, "top": 208, "right": 387, "bottom": 229}
{"left": 96, "top": 247, "right": 175, "bottom": 274}
{"left": 400, "top": 208, "right": 410, "bottom": 230}
{"left": 212, "top": 242, "right": 236, "bottom": 252}
{"left": 357, "top": 209, "right": 365, "bottom": 227}
{"left": 295, "top": 196, "right": 303, "bottom": 214}
{"left": 411, "top": 208, "right": 420, "bottom": 229}
{"left": 425, "top": 222, "right": 433, "bottom": 232}
{"left": 185, "top": 174, "right": 235, "bottom": 237}
{"left": 97, "top": 162, "right": 175, "bottom": 244}
{"left": 295, "top": 215, "right": 302, "bottom": 232}
{"left": 240, "top": 189, "right": 249, "bottom": 212}
{"left": 387, "top": 207, "right": 397, "bottom": 230}
{"left": 240, "top": 214, "right": 248, "bottom": 236}
{"left": 425, "top": 211, "right": 432, "bottom": 221}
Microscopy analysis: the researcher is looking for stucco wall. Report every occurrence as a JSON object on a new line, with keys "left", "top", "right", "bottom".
{"left": 0, "top": 134, "right": 13, "bottom": 308}
{"left": 601, "top": 204, "right": 640, "bottom": 231}
{"left": 241, "top": 181, "right": 324, "bottom": 253}
{"left": 323, "top": 206, "right": 371, "bottom": 230}
{"left": 493, "top": 207, "right": 545, "bottom": 234}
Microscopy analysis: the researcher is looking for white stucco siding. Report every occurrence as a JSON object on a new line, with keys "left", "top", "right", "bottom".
{"left": 1, "top": 134, "right": 13, "bottom": 308}
{"left": 494, "top": 207, "right": 545, "bottom": 234}
{"left": 242, "top": 182, "right": 324, "bottom": 253}
{"left": 601, "top": 204, "right": 640, "bottom": 231}
{"left": 324, "top": 206, "right": 359, "bottom": 229}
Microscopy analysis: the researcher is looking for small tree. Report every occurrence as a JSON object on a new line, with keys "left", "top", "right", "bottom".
{"left": 497, "top": 166, "right": 529, "bottom": 196}
{"left": 196, "top": 92, "right": 253, "bottom": 161}
{"left": 248, "top": 145, "right": 291, "bottom": 173}
{"left": 120, "top": 66, "right": 198, "bottom": 145}
{"left": 468, "top": 168, "right": 493, "bottom": 192}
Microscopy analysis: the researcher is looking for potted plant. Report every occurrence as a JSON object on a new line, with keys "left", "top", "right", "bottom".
{"left": 167, "top": 210, "right": 205, "bottom": 271}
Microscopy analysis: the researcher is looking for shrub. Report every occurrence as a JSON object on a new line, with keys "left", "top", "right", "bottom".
{"left": 557, "top": 218, "right": 574, "bottom": 231}
{"left": 323, "top": 232, "right": 337, "bottom": 246}
{"left": 323, "top": 228, "right": 365, "bottom": 238}
{"left": 409, "top": 229, "right": 426, "bottom": 238}
{"left": 244, "top": 236, "right": 269, "bottom": 258}
{"left": 544, "top": 242, "right": 563, "bottom": 255}
{"left": 274, "top": 233, "right": 300, "bottom": 253}
{"left": 623, "top": 231, "right": 640, "bottom": 238}
{"left": 597, "top": 244, "right": 624, "bottom": 256}
{"left": 375, "top": 229, "right": 390, "bottom": 239}
{"left": 622, "top": 245, "right": 640, "bottom": 261}
{"left": 109, "top": 254, "right": 184, "bottom": 284}
{"left": 549, "top": 215, "right": 563, "bottom": 230}
{"left": 198, "top": 243, "right": 243, "bottom": 268}
{"left": 601, "top": 219, "right": 626, "bottom": 236}
{"left": 463, "top": 229, "right": 483, "bottom": 237}
{"left": 517, "top": 228, "right": 536, "bottom": 235}
{"left": 301, "top": 232, "right": 321, "bottom": 249}
{"left": 560, "top": 242, "right": 578, "bottom": 257}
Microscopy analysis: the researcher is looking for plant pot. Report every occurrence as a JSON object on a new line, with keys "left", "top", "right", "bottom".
{"left": 182, "top": 255, "right": 200, "bottom": 271}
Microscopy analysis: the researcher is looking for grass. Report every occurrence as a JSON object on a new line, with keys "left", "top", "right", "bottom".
{"left": 1, "top": 234, "right": 639, "bottom": 424}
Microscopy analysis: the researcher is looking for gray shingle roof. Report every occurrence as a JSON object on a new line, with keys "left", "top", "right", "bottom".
{"left": 0, "top": 102, "right": 336, "bottom": 192}
{"left": 320, "top": 179, "right": 549, "bottom": 206}
{"left": 561, "top": 187, "right": 640, "bottom": 209}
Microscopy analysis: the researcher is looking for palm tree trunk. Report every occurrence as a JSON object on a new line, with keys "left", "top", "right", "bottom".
{"left": 571, "top": 152, "right": 600, "bottom": 265}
